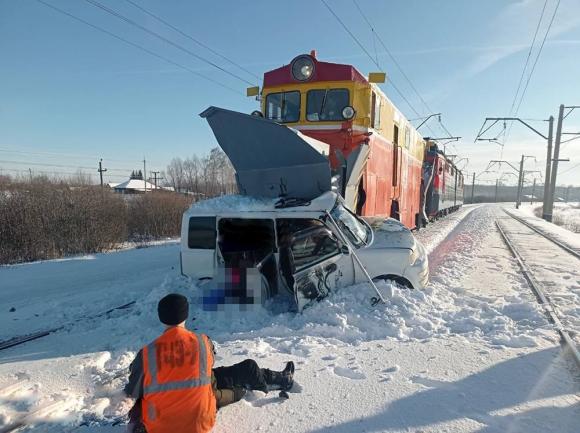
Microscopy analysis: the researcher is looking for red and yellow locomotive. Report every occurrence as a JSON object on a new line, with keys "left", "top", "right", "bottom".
{"left": 257, "top": 51, "right": 427, "bottom": 228}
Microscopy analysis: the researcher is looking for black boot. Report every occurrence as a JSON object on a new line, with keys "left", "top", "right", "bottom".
{"left": 263, "top": 361, "right": 295, "bottom": 391}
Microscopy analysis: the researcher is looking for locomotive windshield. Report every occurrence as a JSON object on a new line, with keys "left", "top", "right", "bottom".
{"left": 306, "top": 89, "right": 349, "bottom": 121}
{"left": 265, "top": 91, "right": 300, "bottom": 123}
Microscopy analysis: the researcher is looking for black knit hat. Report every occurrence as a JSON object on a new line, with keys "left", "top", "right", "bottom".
{"left": 158, "top": 293, "right": 189, "bottom": 325}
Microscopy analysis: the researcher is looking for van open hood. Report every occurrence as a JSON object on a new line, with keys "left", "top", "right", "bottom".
{"left": 200, "top": 106, "right": 332, "bottom": 200}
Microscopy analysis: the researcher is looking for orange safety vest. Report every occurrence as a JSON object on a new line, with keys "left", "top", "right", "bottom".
{"left": 141, "top": 327, "right": 216, "bottom": 433}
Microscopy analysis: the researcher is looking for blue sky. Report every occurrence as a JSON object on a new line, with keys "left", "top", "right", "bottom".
{"left": 1, "top": 0, "right": 579, "bottom": 185}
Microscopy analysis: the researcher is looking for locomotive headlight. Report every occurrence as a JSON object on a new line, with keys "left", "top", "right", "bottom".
{"left": 291, "top": 55, "right": 315, "bottom": 81}
{"left": 342, "top": 106, "right": 355, "bottom": 120}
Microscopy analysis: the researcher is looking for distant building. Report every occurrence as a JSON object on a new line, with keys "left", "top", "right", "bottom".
{"left": 113, "top": 178, "right": 160, "bottom": 194}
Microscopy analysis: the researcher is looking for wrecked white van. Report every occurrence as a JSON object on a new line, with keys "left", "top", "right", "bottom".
{"left": 180, "top": 191, "right": 428, "bottom": 312}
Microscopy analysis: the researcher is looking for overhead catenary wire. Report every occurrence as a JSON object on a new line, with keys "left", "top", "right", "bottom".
{"left": 501, "top": 0, "right": 559, "bottom": 150}
{"left": 507, "top": 0, "right": 548, "bottom": 121}
{"left": 122, "top": 0, "right": 259, "bottom": 83}
{"left": 351, "top": 0, "right": 455, "bottom": 140}
{"left": 513, "top": 0, "right": 561, "bottom": 116}
{"left": 558, "top": 161, "right": 580, "bottom": 175}
{"left": 36, "top": 0, "right": 243, "bottom": 95}
{"left": 320, "top": 0, "right": 439, "bottom": 138}
{"left": 82, "top": 0, "right": 255, "bottom": 86}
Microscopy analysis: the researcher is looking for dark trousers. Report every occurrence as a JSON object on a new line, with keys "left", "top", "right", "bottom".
{"left": 214, "top": 359, "right": 267, "bottom": 391}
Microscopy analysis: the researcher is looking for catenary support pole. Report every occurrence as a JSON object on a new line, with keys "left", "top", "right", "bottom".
{"left": 495, "top": 179, "right": 499, "bottom": 203}
{"left": 471, "top": 172, "right": 475, "bottom": 203}
{"left": 515, "top": 155, "right": 525, "bottom": 209}
{"left": 542, "top": 116, "right": 554, "bottom": 220}
{"left": 546, "top": 104, "right": 565, "bottom": 222}
{"left": 531, "top": 178, "right": 536, "bottom": 204}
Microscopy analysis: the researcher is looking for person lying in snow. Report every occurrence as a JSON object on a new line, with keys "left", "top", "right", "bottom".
{"left": 123, "top": 293, "right": 294, "bottom": 433}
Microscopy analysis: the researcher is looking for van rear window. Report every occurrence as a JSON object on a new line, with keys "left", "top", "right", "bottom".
{"left": 188, "top": 217, "right": 216, "bottom": 249}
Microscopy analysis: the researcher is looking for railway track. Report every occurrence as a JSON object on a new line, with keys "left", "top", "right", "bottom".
{"left": 497, "top": 213, "right": 580, "bottom": 369}
{"left": 503, "top": 209, "right": 580, "bottom": 259}
{"left": 0, "top": 301, "right": 136, "bottom": 352}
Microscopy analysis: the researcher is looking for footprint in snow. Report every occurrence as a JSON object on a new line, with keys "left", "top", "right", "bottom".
{"left": 333, "top": 366, "right": 366, "bottom": 380}
{"left": 321, "top": 355, "right": 338, "bottom": 361}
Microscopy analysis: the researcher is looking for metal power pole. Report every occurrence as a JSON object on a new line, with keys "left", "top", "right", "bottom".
{"left": 541, "top": 116, "right": 554, "bottom": 219}
{"left": 495, "top": 178, "right": 499, "bottom": 203}
{"left": 531, "top": 178, "right": 536, "bottom": 204}
{"left": 143, "top": 158, "right": 147, "bottom": 193}
{"left": 546, "top": 105, "right": 565, "bottom": 222}
{"left": 151, "top": 171, "right": 163, "bottom": 190}
{"left": 515, "top": 155, "right": 525, "bottom": 209}
{"left": 97, "top": 159, "right": 107, "bottom": 189}
{"left": 471, "top": 172, "right": 475, "bottom": 203}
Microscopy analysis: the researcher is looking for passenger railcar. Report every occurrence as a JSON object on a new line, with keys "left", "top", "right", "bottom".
{"left": 423, "top": 142, "right": 464, "bottom": 221}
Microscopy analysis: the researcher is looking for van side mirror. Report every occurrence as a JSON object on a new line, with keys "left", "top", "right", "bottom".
{"left": 341, "top": 245, "right": 350, "bottom": 254}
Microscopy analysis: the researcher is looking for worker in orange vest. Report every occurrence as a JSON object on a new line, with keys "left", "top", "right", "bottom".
{"left": 124, "top": 293, "right": 295, "bottom": 433}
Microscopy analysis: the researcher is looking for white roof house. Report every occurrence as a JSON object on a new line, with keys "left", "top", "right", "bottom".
{"left": 113, "top": 178, "right": 161, "bottom": 194}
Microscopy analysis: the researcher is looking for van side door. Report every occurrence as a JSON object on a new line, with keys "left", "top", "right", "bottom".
{"left": 280, "top": 224, "right": 354, "bottom": 311}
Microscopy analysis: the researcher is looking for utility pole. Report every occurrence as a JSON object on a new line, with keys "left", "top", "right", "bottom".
{"left": 97, "top": 159, "right": 107, "bottom": 189}
{"left": 546, "top": 105, "right": 564, "bottom": 221}
{"left": 143, "top": 158, "right": 147, "bottom": 193}
{"left": 531, "top": 178, "right": 536, "bottom": 204}
{"left": 565, "top": 185, "right": 571, "bottom": 203}
{"left": 515, "top": 155, "right": 525, "bottom": 209}
{"left": 495, "top": 178, "right": 499, "bottom": 203}
{"left": 542, "top": 116, "right": 554, "bottom": 219}
{"left": 150, "top": 171, "right": 163, "bottom": 190}
{"left": 471, "top": 172, "right": 475, "bottom": 204}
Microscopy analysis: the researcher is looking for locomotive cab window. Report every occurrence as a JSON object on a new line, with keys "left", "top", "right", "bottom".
{"left": 265, "top": 91, "right": 300, "bottom": 123}
{"left": 306, "top": 88, "right": 350, "bottom": 121}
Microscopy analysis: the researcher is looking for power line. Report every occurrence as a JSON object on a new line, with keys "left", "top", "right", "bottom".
{"left": 0, "top": 147, "right": 138, "bottom": 164}
{"left": 36, "top": 0, "right": 243, "bottom": 95}
{"left": 123, "top": 0, "right": 259, "bottom": 82}
{"left": 559, "top": 161, "right": 580, "bottom": 175}
{"left": 82, "top": 0, "right": 254, "bottom": 86}
{"left": 0, "top": 159, "right": 144, "bottom": 173}
{"left": 513, "top": 0, "right": 561, "bottom": 116}
{"left": 507, "top": 0, "right": 548, "bottom": 120}
{"left": 320, "top": 0, "right": 434, "bottom": 136}
{"left": 351, "top": 0, "right": 455, "bottom": 139}
{"left": 0, "top": 167, "right": 129, "bottom": 179}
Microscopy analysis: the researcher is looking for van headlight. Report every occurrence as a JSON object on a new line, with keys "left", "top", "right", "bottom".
{"left": 409, "top": 248, "right": 419, "bottom": 265}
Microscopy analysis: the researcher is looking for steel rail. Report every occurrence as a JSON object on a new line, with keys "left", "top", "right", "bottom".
{"left": 496, "top": 221, "right": 580, "bottom": 369}
{"left": 0, "top": 301, "right": 136, "bottom": 352}
{"left": 503, "top": 209, "right": 580, "bottom": 259}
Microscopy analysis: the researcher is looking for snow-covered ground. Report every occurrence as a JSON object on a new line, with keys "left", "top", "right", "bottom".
{"left": 519, "top": 202, "right": 580, "bottom": 234}
{"left": 1, "top": 205, "right": 579, "bottom": 432}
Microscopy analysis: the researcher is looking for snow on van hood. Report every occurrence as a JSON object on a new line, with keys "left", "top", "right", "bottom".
{"left": 187, "top": 191, "right": 338, "bottom": 214}
{"left": 365, "top": 217, "right": 417, "bottom": 250}
{"left": 189, "top": 194, "right": 277, "bottom": 213}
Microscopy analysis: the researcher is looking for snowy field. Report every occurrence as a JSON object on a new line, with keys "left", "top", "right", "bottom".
{"left": 1, "top": 205, "right": 579, "bottom": 432}
{"left": 519, "top": 202, "right": 580, "bottom": 233}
